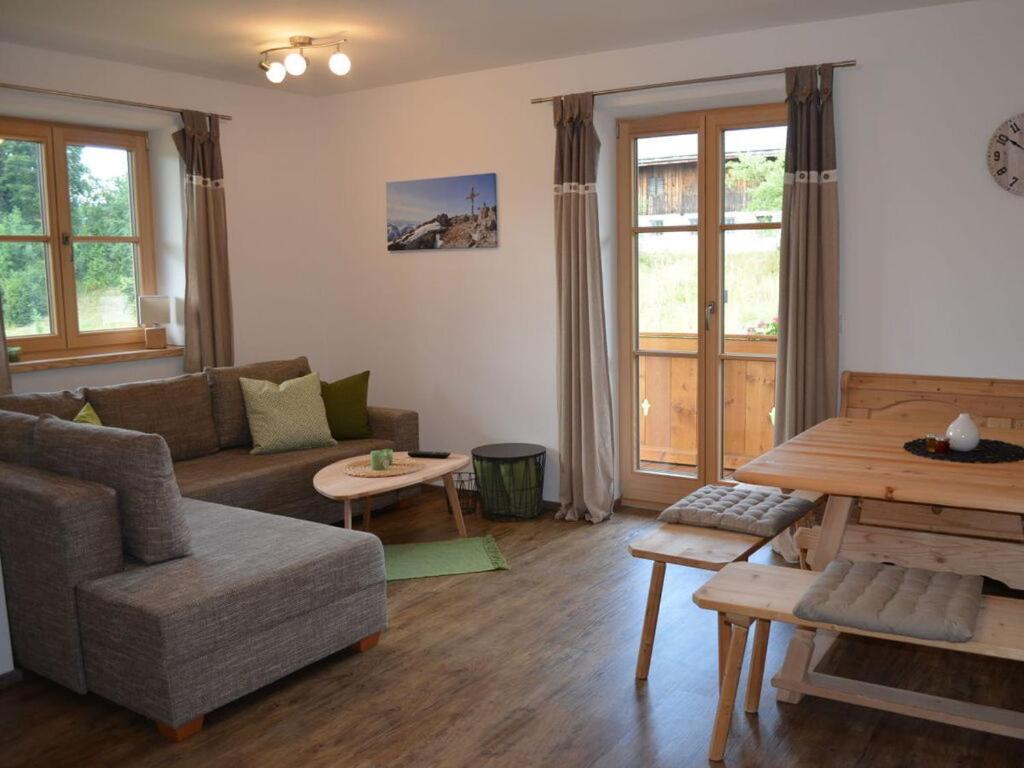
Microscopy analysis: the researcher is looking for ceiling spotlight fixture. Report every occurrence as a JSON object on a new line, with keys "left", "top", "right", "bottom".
{"left": 284, "top": 50, "right": 308, "bottom": 76}
{"left": 259, "top": 56, "right": 288, "bottom": 84}
{"left": 329, "top": 48, "right": 352, "bottom": 76}
{"left": 257, "top": 35, "right": 350, "bottom": 85}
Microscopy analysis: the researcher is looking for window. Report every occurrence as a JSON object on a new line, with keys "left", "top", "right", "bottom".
{"left": 617, "top": 104, "right": 786, "bottom": 507}
{"left": 0, "top": 116, "right": 155, "bottom": 355}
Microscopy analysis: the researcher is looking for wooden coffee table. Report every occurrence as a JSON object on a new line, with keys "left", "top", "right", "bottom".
{"left": 313, "top": 451, "right": 471, "bottom": 536}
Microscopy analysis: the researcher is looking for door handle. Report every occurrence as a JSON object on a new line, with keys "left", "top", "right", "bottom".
{"left": 705, "top": 301, "right": 716, "bottom": 330}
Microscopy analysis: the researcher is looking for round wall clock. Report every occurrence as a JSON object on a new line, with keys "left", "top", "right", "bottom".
{"left": 987, "top": 113, "right": 1024, "bottom": 195}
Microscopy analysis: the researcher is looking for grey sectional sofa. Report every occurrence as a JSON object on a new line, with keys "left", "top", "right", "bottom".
{"left": 0, "top": 357, "right": 419, "bottom": 740}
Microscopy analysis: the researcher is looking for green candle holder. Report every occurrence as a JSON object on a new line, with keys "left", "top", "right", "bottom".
{"left": 370, "top": 449, "right": 390, "bottom": 471}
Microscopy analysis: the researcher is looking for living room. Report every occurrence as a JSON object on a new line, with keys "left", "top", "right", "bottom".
{"left": 1, "top": 1, "right": 1023, "bottom": 766}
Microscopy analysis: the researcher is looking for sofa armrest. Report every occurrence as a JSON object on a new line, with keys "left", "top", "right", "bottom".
{"left": 366, "top": 407, "right": 419, "bottom": 452}
{"left": 0, "top": 462, "right": 123, "bottom": 693}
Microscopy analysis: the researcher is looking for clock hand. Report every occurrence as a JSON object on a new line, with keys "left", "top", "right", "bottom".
{"left": 1007, "top": 137, "right": 1024, "bottom": 151}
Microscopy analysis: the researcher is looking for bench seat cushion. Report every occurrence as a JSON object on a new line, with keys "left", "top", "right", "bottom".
{"left": 793, "top": 559, "right": 983, "bottom": 642}
{"left": 658, "top": 485, "right": 814, "bottom": 538}
{"left": 174, "top": 439, "right": 391, "bottom": 511}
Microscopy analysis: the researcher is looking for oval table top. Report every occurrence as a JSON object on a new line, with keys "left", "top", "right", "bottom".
{"left": 313, "top": 451, "right": 470, "bottom": 501}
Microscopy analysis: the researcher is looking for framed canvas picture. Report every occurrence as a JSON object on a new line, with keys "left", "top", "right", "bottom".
{"left": 386, "top": 173, "right": 497, "bottom": 250}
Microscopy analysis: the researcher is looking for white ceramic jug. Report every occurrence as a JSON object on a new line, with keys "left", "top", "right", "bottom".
{"left": 946, "top": 413, "right": 980, "bottom": 452}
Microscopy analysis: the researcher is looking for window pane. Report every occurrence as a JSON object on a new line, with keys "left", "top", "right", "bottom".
{"left": 723, "top": 126, "right": 786, "bottom": 224}
{"left": 637, "top": 231, "right": 699, "bottom": 347}
{"left": 0, "top": 241, "right": 52, "bottom": 337}
{"left": 638, "top": 352, "right": 697, "bottom": 477}
{"left": 67, "top": 145, "right": 135, "bottom": 236}
{"left": 73, "top": 242, "right": 139, "bottom": 331}
{"left": 722, "top": 229, "right": 780, "bottom": 338}
{"left": 721, "top": 358, "right": 776, "bottom": 475}
{"left": 636, "top": 133, "right": 698, "bottom": 227}
{"left": 0, "top": 139, "right": 46, "bottom": 235}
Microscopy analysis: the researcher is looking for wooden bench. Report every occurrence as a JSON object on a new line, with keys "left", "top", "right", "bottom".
{"left": 693, "top": 562, "right": 1024, "bottom": 761}
{"left": 628, "top": 487, "right": 823, "bottom": 681}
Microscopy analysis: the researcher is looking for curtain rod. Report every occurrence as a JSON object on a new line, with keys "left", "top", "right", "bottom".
{"left": 0, "top": 81, "right": 233, "bottom": 121}
{"left": 530, "top": 59, "right": 856, "bottom": 104}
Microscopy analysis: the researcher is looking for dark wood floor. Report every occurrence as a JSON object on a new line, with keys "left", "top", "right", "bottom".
{"left": 1, "top": 492, "right": 1022, "bottom": 767}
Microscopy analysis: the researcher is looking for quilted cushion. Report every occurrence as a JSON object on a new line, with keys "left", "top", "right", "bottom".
{"left": 793, "top": 559, "right": 983, "bottom": 642}
{"left": 206, "top": 357, "right": 311, "bottom": 449}
{"left": 658, "top": 485, "right": 814, "bottom": 538}
{"left": 33, "top": 416, "right": 191, "bottom": 564}
{"left": 85, "top": 374, "right": 219, "bottom": 462}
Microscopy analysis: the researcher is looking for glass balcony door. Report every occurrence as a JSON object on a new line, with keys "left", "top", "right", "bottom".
{"left": 617, "top": 104, "right": 786, "bottom": 509}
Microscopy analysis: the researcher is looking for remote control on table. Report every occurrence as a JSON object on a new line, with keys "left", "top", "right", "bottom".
{"left": 408, "top": 450, "right": 451, "bottom": 459}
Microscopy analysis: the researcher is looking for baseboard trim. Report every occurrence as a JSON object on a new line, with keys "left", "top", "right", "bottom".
{"left": 0, "top": 669, "right": 24, "bottom": 690}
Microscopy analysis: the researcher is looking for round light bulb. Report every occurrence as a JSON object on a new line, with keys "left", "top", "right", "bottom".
{"left": 284, "top": 51, "right": 308, "bottom": 76}
{"left": 328, "top": 50, "right": 352, "bottom": 76}
{"left": 265, "top": 61, "right": 287, "bottom": 84}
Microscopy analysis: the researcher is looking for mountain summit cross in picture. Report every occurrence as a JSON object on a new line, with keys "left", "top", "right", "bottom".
{"left": 386, "top": 173, "right": 498, "bottom": 250}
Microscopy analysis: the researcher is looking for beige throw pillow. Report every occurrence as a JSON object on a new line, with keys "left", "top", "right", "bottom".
{"left": 239, "top": 372, "right": 336, "bottom": 455}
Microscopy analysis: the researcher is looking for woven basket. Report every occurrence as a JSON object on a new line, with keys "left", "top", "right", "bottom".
{"left": 342, "top": 458, "right": 424, "bottom": 478}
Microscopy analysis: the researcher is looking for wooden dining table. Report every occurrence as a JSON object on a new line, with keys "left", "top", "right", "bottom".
{"left": 731, "top": 416, "right": 1024, "bottom": 715}
{"left": 734, "top": 416, "right": 1024, "bottom": 571}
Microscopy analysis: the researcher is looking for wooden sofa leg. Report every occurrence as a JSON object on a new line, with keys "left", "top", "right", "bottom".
{"left": 156, "top": 715, "right": 204, "bottom": 742}
{"left": 743, "top": 620, "right": 771, "bottom": 713}
{"left": 635, "top": 561, "right": 667, "bottom": 681}
{"left": 709, "top": 616, "right": 751, "bottom": 762}
{"left": 349, "top": 631, "right": 382, "bottom": 653}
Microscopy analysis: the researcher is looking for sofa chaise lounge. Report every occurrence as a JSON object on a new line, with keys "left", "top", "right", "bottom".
{"left": 0, "top": 358, "right": 419, "bottom": 740}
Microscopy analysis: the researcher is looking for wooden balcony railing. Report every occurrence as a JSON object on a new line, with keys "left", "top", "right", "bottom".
{"left": 637, "top": 333, "right": 777, "bottom": 472}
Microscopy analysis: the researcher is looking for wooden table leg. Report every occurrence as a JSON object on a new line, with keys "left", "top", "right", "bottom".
{"left": 773, "top": 627, "right": 815, "bottom": 704}
{"left": 343, "top": 498, "right": 353, "bottom": 530}
{"left": 808, "top": 494, "right": 855, "bottom": 571}
{"left": 635, "top": 560, "right": 666, "bottom": 681}
{"left": 363, "top": 497, "right": 372, "bottom": 532}
{"left": 443, "top": 474, "right": 468, "bottom": 537}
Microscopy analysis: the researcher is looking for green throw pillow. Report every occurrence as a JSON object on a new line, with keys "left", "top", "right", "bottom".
{"left": 321, "top": 370, "right": 372, "bottom": 440}
{"left": 239, "top": 372, "right": 336, "bottom": 455}
{"left": 73, "top": 402, "right": 103, "bottom": 425}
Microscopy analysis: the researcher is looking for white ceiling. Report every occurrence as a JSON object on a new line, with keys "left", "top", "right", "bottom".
{"left": 0, "top": 0, "right": 959, "bottom": 95}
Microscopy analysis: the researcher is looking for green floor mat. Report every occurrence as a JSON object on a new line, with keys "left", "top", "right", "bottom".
{"left": 383, "top": 535, "right": 509, "bottom": 581}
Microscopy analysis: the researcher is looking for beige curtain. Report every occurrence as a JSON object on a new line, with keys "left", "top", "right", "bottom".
{"left": 772, "top": 65, "right": 839, "bottom": 562}
{"left": 774, "top": 65, "right": 839, "bottom": 445}
{"left": 173, "top": 111, "right": 234, "bottom": 372}
{"left": 553, "top": 93, "right": 615, "bottom": 523}
{"left": 0, "top": 289, "right": 12, "bottom": 395}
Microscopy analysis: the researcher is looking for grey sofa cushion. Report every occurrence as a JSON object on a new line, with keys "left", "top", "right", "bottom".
{"left": 33, "top": 416, "right": 191, "bottom": 564}
{"left": 366, "top": 406, "right": 420, "bottom": 452}
{"left": 793, "top": 559, "right": 983, "bottom": 642}
{"left": 0, "top": 462, "right": 122, "bottom": 693}
{"left": 658, "top": 485, "right": 815, "bottom": 538}
{"left": 85, "top": 374, "right": 219, "bottom": 462}
{"left": 174, "top": 438, "right": 391, "bottom": 511}
{"left": 77, "top": 499, "right": 387, "bottom": 723}
{"left": 205, "top": 357, "right": 311, "bottom": 449}
{"left": 0, "top": 409, "right": 37, "bottom": 465}
{"left": 0, "top": 389, "right": 85, "bottom": 420}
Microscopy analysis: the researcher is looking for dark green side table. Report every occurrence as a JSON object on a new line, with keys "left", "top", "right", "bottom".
{"left": 471, "top": 443, "right": 546, "bottom": 520}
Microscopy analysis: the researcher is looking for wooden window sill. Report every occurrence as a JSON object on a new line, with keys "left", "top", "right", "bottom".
{"left": 10, "top": 345, "right": 184, "bottom": 373}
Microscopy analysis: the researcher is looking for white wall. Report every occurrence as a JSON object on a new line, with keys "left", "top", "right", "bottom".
{"left": 316, "top": 0, "right": 1024, "bottom": 502}
{"left": 0, "top": 42, "right": 329, "bottom": 392}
